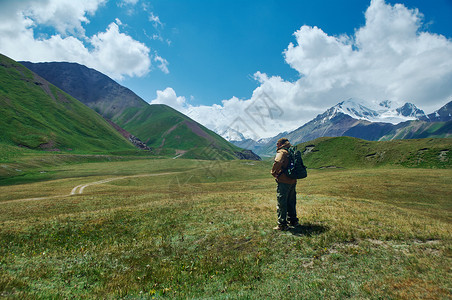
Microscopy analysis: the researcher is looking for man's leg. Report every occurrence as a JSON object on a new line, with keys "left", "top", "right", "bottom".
{"left": 276, "top": 182, "right": 289, "bottom": 226}
{"left": 287, "top": 183, "right": 299, "bottom": 226}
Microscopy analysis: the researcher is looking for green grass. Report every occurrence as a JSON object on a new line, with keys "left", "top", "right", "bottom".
{"left": 0, "top": 54, "right": 136, "bottom": 153}
{"left": 380, "top": 120, "right": 452, "bottom": 140}
{"left": 0, "top": 158, "right": 450, "bottom": 299}
{"left": 298, "top": 136, "right": 452, "bottom": 169}
{"left": 0, "top": 142, "right": 158, "bottom": 185}
{"left": 114, "top": 104, "right": 243, "bottom": 159}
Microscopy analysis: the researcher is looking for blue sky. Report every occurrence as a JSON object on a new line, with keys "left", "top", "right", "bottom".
{"left": 1, "top": 0, "right": 452, "bottom": 139}
{"left": 119, "top": 0, "right": 375, "bottom": 105}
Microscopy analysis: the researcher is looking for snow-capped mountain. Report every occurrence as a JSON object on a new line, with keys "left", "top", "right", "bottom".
{"left": 235, "top": 99, "right": 451, "bottom": 156}
{"left": 328, "top": 98, "right": 426, "bottom": 124}
{"left": 223, "top": 98, "right": 427, "bottom": 144}
{"left": 217, "top": 126, "right": 247, "bottom": 142}
{"left": 426, "top": 101, "right": 452, "bottom": 122}
{"left": 215, "top": 124, "right": 282, "bottom": 143}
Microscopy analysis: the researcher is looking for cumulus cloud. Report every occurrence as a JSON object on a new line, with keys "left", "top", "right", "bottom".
{"left": 149, "top": 87, "right": 188, "bottom": 112}
{"left": 0, "top": 0, "right": 157, "bottom": 80}
{"left": 283, "top": 0, "right": 452, "bottom": 113}
{"left": 181, "top": 0, "right": 452, "bottom": 139}
{"left": 21, "top": 0, "right": 105, "bottom": 36}
{"left": 89, "top": 22, "right": 151, "bottom": 79}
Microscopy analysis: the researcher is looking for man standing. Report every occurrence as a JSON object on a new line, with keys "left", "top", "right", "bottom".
{"left": 271, "top": 138, "right": 299, "bottom": 231}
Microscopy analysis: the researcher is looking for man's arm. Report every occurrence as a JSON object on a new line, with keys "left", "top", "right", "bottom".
{"left": 271, "top": 151, "right": 284, "bottom": 178}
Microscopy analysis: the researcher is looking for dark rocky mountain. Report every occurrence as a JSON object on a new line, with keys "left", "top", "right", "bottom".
{"left": 396, "top": 103, "right": 427, "bottom": 119}
{"left": 426, "top": 101, "right": 452, "bottom": 122}
{"left": 254, "top": 108, "right": 372, "bottom": 156}
{"left": 20, "top": 61, "right": 147, "bottom": 120}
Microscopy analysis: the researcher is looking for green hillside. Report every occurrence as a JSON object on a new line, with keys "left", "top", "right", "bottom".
{"left": 379, "top": 120, "right": 452, "bottom": 140}
{"left": 297, "top": 136, "right": 452, "bottom": 169}
{"left": 113, "top": 104, "right": 245, "bottom": 159}
{"left": 0, "top": 54, "right": 136, "bottom": 153}
{"left": 19, "top": 61, "right": 260, "bottom": 160}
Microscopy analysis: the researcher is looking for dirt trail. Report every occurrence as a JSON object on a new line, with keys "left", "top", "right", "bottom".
{"left": 1, "top": 172, "right": 179, "bottom": 205}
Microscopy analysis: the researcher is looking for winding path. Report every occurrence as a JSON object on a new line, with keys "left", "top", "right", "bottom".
{"left": 1, "top": 172, "right": 179, "bottom": 205}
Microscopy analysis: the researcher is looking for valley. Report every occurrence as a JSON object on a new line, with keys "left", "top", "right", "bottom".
{"left": 0, "top": 158, "right": 450, "bottom": 298}
{"left": 17, "top": 59, "right": 258, "bottom": 160}
{"left": 0, "top": 135, "right": 451, "bottom": 298}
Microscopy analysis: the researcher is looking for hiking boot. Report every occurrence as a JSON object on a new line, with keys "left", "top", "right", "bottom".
{"left": 273, "top": 224, "right": 289, "bottom": 231}
{"left": 289, "top": 221, "right": 300, "bottom": 228}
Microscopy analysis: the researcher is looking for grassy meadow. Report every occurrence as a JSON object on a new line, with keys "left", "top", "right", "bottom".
{"left": 0, "top": 157, "right": 451, "bottom": 299}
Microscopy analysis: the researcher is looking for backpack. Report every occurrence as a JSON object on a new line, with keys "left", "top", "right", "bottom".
{"left": 285, "top": 146, "right": 307, "bottom": 179}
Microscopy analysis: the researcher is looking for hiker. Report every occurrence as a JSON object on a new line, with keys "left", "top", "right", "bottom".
{"left": 271, "top": 138, "right": 299, "bottom": 231}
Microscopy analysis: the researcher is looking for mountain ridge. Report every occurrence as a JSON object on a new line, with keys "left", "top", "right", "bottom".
{"left": 234, "top": 99, "right": 452, "bottom": 156}
{"left": 20, "top": 61, "right": 260, "bottom": 160}
{"left": 20, "top": 61, "right": 148, "bottom": 120}
{"left": 330, "top": 98, "right": 428, "bottom": 124}
{"left": 18, "top": 60, "right": 450, "bottom": 159}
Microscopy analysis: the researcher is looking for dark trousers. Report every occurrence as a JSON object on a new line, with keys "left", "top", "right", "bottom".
{"left": 276, "top": 182, "right": 298, "bottom": 225}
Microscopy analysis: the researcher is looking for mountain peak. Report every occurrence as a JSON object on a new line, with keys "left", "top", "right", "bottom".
{"left": 396, "top": 103, "right": 426, "bottom": 118}
{"left": 379, "top": 100, "right": 393, "bottom": 109}
{"left": 330, "top": 98, "right": 426, "bottom": 124}
{"left": 426, "top": 100, "right": 452, "bottom": 122}
{"left": 335, "top": 99, "right": 380, "bottom": 121}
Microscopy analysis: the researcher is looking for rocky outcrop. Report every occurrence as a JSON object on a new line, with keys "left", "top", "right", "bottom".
{"left": 234, "top": 150, "right": 261, "bottom": 161}
{"left": 128, "top": 135, "right": 151, "bottom": 151}
{"left": 104, "top": 118, "right": 151, "bottom": 151}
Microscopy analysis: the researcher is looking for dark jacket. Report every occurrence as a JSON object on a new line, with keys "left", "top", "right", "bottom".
{"left": 271, "top": 141, "right": 297, "bottom": 184}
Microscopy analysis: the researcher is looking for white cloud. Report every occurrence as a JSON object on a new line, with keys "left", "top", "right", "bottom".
{"left": 120, "top": 0, "right": 140, "bottom": 5}
{"left": 0, "top": 0, "right": 156, "bottom": 81}
{"left": 149, "top": 12, "right": 163, "bottom": 28}
{"left": 89, "top": 22, "right": 151, "bottom": 79}
{"left": 154, "top": 54, "right": 169, "bottom": 74}
{"left": 282, "top": 0, "right": 452, "bottom": 113}
{"left": 182, "top": 0, "right": 452, "bottom": 139}
{"left": 149, "top": 88, "right": 188, "bottom": 112}
{"left": 23, "top": 0, "right": 105, "bottom": 36}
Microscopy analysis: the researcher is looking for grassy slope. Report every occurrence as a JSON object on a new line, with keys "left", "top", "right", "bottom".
{"left": 0, "top": 54, "right": 136, "bottom": 153}
{"left": 297, "top": 136, "right": 452, "bottom": 169}
{"left": 115, "top": 104, "right": 242, "bottom": 159}
{"left": 380, "top": 120, "right": 452, "bottom": 140}
{"left": 18, "top": 61, "right": 248, "bottom": 160}
{"left": 0, "top": 159, "right": 450, "bottom": 298}
{"left": 19, "top": 61, "right": 149, "bottom": 121}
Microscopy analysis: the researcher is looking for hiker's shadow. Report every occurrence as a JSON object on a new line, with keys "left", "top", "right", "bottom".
{"left": 289, "top": 223, "right": 329, "bottom": 236}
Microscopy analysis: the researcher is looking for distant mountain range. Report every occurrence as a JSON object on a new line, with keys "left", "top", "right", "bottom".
{"left": 11, "top": 57, "right": 451, "bottom": 159}
{"left": 19, "top": 60, "right": 260, "bottom": 160}
{"left": 234, "top": 98, "right": 452, "bottom": 156}
{"left": 323, "top": 99, "right": 426, "bottom": 124}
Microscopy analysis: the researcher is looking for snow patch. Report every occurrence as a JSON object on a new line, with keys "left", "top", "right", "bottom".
{"left": 331, "top": 98, "right": 426, "bottom": 124}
